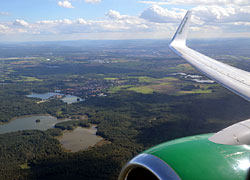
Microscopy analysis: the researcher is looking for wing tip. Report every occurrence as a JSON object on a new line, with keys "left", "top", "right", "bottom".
{"left": 169, "top": 10, "right": 192, "bottom": 47}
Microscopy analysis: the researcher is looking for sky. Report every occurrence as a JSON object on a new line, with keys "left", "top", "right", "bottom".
{"left": 0, "top": 0, "right": 250, "bottom": 42}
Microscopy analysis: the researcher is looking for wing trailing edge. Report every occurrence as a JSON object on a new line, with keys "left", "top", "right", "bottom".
{"left": 169, "top": 11, "right": 250, "bottom": 102}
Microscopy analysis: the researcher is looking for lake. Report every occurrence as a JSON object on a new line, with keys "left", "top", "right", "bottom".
{"left": 57, "top": 125, "right": 103, "bottom": 152}
{"left": 27, "top": 92, "right": 84, "bottom": 104}
{"left": 173, "top": 73, "right": 215, "bottom": 84}
{"left": 0, "top": 115, "right": 69, "bottom": 134}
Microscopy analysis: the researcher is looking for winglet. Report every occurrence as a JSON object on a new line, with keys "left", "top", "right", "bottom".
{"left": 169, "top": 10, "right": 192, "bottom": 47}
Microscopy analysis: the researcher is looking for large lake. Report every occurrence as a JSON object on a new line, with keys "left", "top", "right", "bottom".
{"left": 27, "top": 92, "right": 84, "bottom": 104}
{"left": 0, "top": 115, "right": 69, "bottom": 134}
{"left": 57, "top": 125, "right": 103, "bottom": 152}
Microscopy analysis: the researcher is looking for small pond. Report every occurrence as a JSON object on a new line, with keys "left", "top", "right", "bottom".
{"left": 27, "top": 92, "right": 84, "bottom": 104}
{"left": 57, "top": 125, "right": 103, "bottom": 152}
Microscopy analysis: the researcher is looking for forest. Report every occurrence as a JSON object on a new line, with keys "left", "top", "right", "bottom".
{"left": 1, "top": 86, "right": 250, "bottom": 179}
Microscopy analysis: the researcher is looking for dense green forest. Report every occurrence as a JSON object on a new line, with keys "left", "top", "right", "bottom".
{"left": 1, "top": 88, "right": 250, "bottom": 179}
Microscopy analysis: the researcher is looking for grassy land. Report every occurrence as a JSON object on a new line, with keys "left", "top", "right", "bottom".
{"left": 20, "top": 163, "right": 30, "bottom": 169}
{"left": 108, "top": 85, "right": 134, "bottom": 93}
{"left": 128, "top": 86, "right": 155, "bottom": 94}
{"left": 179, "top": 89, "right": 212, "bottom": 94}
{"left": 167, "top": 63, "right": 195, "bottom": 72}
{"left": 18, "top": 76, "right": 43, "bottom": 82}
{"left": 138, "top": 76, "right": 156, "bottom": 83}
{"left": 104, "top": 77, "right": 118, "bottom": 81}
{"left": 108, "top": 75, "right": 215, "bottom": 95}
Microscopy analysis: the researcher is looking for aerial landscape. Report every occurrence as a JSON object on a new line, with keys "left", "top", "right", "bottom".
{"left": 0, "top": 38, "right": 250, "bottom": 179}
{"left": 1, "top": 0, "right": 250, "bottom": 179}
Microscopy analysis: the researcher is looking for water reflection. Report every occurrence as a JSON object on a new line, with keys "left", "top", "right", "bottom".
{"left": 27, "top": 92, "right": 84, "bottom": 104}
{"left": 0, "top": 115, "right": 69, "bottom": 134}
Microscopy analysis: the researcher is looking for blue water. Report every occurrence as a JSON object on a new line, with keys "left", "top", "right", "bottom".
{"left": 27, "top": 92, "right": 83, "bottom": 104}
{"left": 0, "top": 115, "right": 69, "bottom": 134}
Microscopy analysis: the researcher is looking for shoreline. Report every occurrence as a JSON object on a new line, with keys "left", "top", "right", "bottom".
{"left": 0, "top": 114, "right": 51, "bottom": 126}
{"left": 56, "top": 124, "right": 107, "bottom": 152}
{"left": 2, "top": 114, "right": 68, "bottom": 125}
{"left": 1, "top": 115, "right": 109, "bottom": 152}
{"left": 0, "top": 114, "right": 70, "bottom": 135}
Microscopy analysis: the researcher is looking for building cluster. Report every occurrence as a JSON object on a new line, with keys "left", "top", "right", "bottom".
{"left": 58, "top": 78, "right": 130, "bottom": 99}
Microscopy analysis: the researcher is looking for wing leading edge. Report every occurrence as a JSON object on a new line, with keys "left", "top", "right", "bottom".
{"left": 169, "top": 11, "right": 250, "bottom": 102}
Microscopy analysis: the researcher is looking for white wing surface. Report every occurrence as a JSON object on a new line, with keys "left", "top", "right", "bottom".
{"left": 169, "top": 11, "right": 250, "bottom": 102}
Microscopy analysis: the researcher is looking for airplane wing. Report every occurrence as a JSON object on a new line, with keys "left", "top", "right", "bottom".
{"left": 169, "top": 11, "right": 250, "bottom": 102}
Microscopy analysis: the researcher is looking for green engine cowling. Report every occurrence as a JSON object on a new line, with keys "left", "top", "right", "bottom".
{"left": 119, "top": 134, "right": 250, "bottom": 180}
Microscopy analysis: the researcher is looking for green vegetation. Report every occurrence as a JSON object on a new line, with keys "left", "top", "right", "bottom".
{"left": 0, "top": 39, "right": 250, "bottom": 179}
{"left": 108, "top": 86, "right": 123, "bottom": 93}
{"left": 0, "top": 130, "right": 63, "bottom": 180}
{"left": 108, "top": 76, "right": 183, "bottom": 95}
{"left": 108, "top": 85, "right": 134, "bottom": 93}
{"left": 128, "top": 86, "right": 155, "bottom": 94}
{"left": 179, "top": 89, "right": 212, "bottom": 94}
{"left": 167, "top": 63, "right": 195, "bottom": 72}
{"left": 179, "top": 85, "right": 212, "bottom": 94}
{"left": 55, "top": 120, "right": 90, "bottom": 130}
{"left": 138, "top": 76, "right": 156, "bottom": 83}
{"left": 104, "top": 77, "right": 118, "bottom": 80}
{"left": 20, "top": 163, "right": 30, "bottom": 170}
{"left": 18, "top": 76, "right": 43, "bottom": 82}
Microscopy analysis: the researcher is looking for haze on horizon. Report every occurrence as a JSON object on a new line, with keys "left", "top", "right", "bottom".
{"left": 0, "top": 0, "right": 250, "bottom": 42}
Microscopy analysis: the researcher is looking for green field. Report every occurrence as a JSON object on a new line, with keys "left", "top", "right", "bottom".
{"left": 179, "top": 89, "right": 212, "bottom": 94}
{"left": 18, "top": 76, "right": 43, "bottom": 82}
{"left": 104, "top": 77, "right": 118, "bottom": 81}
{"left": 138, "top": 76, "right": 156, "bottom": 83}
{"left": 20, "top": 163, "right": 30, "bottom": 169}
{"left": 128, "top": 86, "right": 155, "bottom": 94}
{"left": 108, "top": 75, "right": 216, "bottom": 95}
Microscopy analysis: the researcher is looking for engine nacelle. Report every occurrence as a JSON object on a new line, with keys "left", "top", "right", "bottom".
{"left": 119, "top": 134, "right": 250, "bottom": 180}
{"left": 119, "top": 153, "right": 180, "bottom": 180}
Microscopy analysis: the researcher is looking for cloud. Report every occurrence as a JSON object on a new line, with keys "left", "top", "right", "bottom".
{"left": 85, "top": 0, "right": 101, "bottom": 3}
{"left": 75, "top": 18, "right": 87, "bottom": 24}
{"left": 233, "top": 22, "right": 250, "bottom": 26}
{"left": 140, "top": 5, "right": 185, "bottom": 23}
{"left": 37, "top": 19, "right": 73, "bottom": 25}
{"left": 140, "top": 4, "right": 250, "bottom": 25}
{"left": 0, "top": 12, "right": 9, "bottom": 16}
{"left": 106, "top": 10, "right": 123, "bottom": 19}
{"left": 58, "top": 1, "right": 74, "bottom": 8}
{"left": 0, "top": 25, "right": 8, "bottom": 30}
{"left": 193, "top": 5, "right": 250, "bottom": 23}
{"left": 1, "top": 5, "right": 250, "bottom": 41}
{"left": 138, "top": 4, "right": 250, "bottom": 38}
{"left": 0, "top": 25, "right": 9, "bottom": 33}
{"left": 139, "top": 0, "right": 250, "bottom": 6}
{"left": 31, "top": 11, "right": 155, "bottom": 35}
{"left": 138, "top": 1, "right": 172, "bottom": 5}
{"left": 9, "top": 6, "right": 250, "bottom": 36}
{"left": 13, "top": 19, "right": 29, "bottom": 27}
